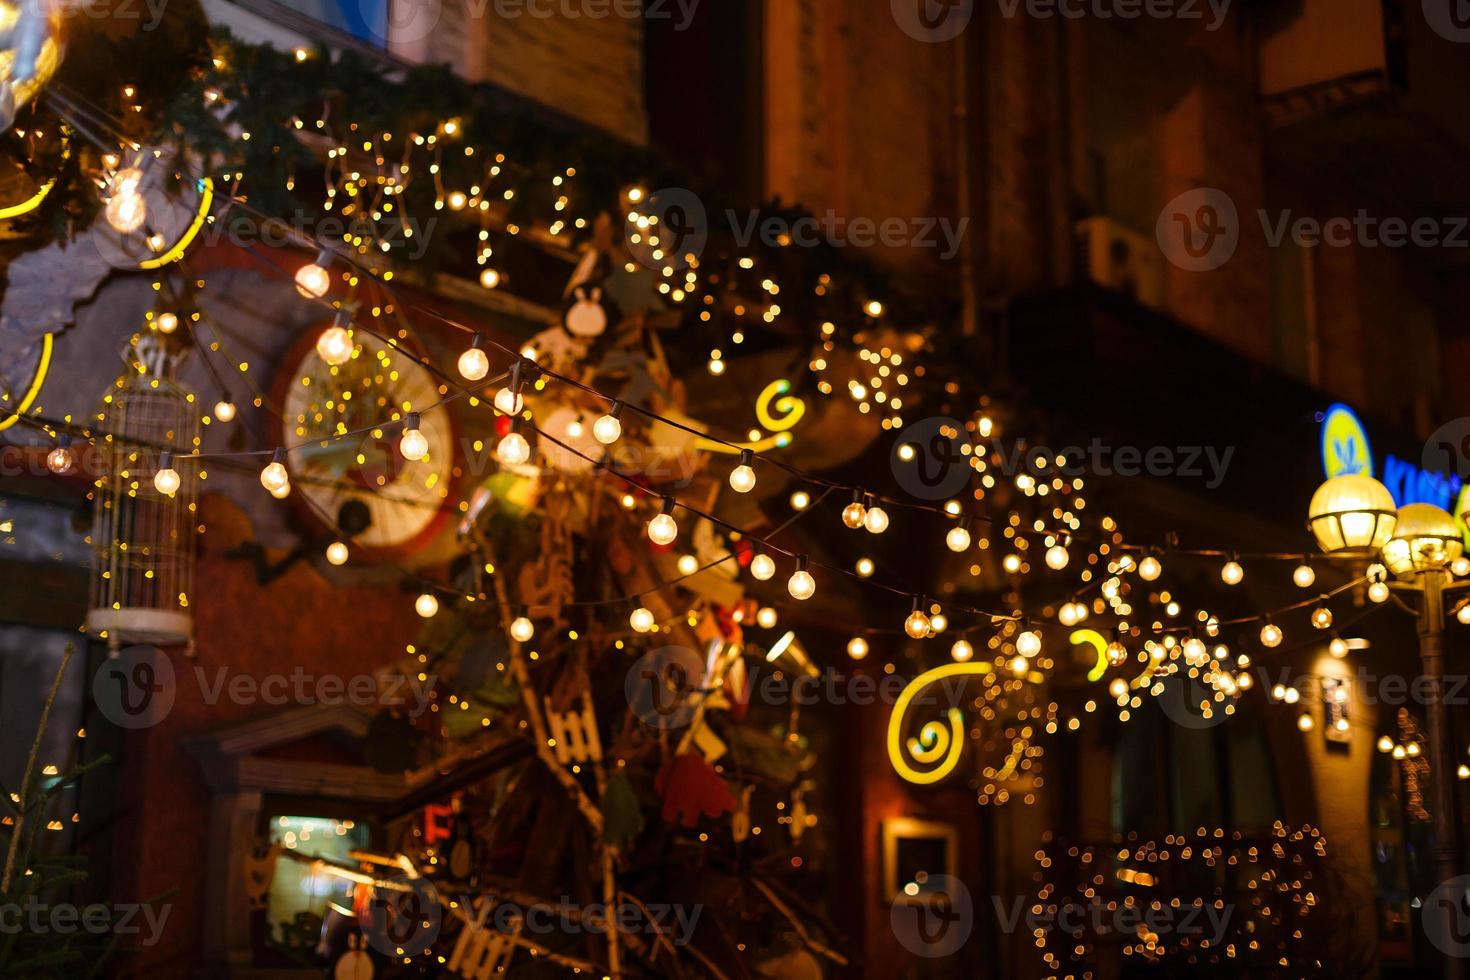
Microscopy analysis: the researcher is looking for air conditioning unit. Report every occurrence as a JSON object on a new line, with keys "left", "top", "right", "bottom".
{"left": 1077, "top": 216, "right": 1164, "bottom": 308}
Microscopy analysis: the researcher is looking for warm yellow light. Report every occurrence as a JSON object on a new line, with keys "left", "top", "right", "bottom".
{"left": 295, "top": 260, "right": 331, "bottom": 299}
{"left": 1329, "top": 637, "right": 1349, "bottom": 658}
{"left": 1292, "top": 563, "right": 1315, "bottom": 588}
{"left": 458, "top": 346, "right": 489, "bottom": 382}
{"left": 904, "top": 609, "right": 931, "bottom": 640}
{"left": 1220, "top": 560, "right": 1243, "bottom": 585}
{"left": 213, "top": 399, "right": 237, "bottom": 422}
{"left": 1260, "top": 623, "right": 1283, "bottom": 648}
{"left": 415, "top": 593, "right": 440, "bottom": 618}
{"left": 153, "top": 461, "right": 180, "bottom": 497}
{"left": 1045, "top": 544, "right": 1069, "bottom": 570}
{"left": 1382, "top": 504, "right": 1464, "bottom": 577}
{"left": 326, "top": 541, "right": 349, "bottom": 566}
{"left": 841, "top": 500, "right": 867, "bottom": 529}
{"left": 1308, "top": 474, "right": 1397, "bottom": 555}
{"left": 756, "top": 607, "right": 778, "bottom": 629}
{"left": 260, "top": 450, "right": 290, "bottom": 494}
{"left": 847, "top": 637, "right": 869, "bottom": 660}
{"left": 1297, "top": 712, "right": 1315, "bottom": 732}
{"left": 593, "top": 410, "right": 622, "bottom": 445}
{"left": 1016, "top": 630, "right": 1041, "bottom": 659}
{"left": 946, "top": 525, "right": 971, "bottom": 553}
{"left": 648, "top": 512, "right": 678, "bottom": 546}
{"left": 951, "top": 639, "right": 974, "bottom": 662}
{"left": 315, "top": 325, "right": 353, "bottom": 365}
{"left": 46, "top": 445, "right": 73, "bottom": 474}
{"left": 864, "top": 505, "right": 889, "bottom": 534}
{"left": 497, "top": 432, "right": 530, "bottom": 466}
{"left": 788, "top": 562, "right": 815, "bottom": 600}
{"left": 750, "top": 552, "right": 776, "bottom": 581}
{"left": 630, "top": 606, "right": 655, "bottom": 633}
{"left": 1138, "top": 556, "right": 1162, "bottom": 581}
{"left": 510, "top": 616, "right": 535, "bottom": 642}
{"left": 729, "top": 455, "right": 757, "bottom": 493}
{"left": 479, "top": 268, "right": 501, "bottom": 289}
{"left": 790, "top": 490, "right": 810, "bottom": 510}
{"left": 400, "top": 418, "right": 429, "bottom": 461}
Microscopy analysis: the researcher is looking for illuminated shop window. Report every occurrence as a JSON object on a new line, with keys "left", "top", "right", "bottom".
{"left": 265, "top": 814, "right": 371, "bottom": 958}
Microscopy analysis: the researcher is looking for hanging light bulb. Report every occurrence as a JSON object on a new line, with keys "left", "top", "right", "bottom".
{"left": 153, "top": 451, "right": 181, "bottom": 496}
{"left": 1293, "top": 561, "right": 1315, "bottom": 588}
{"left": 1458, "top": 603, "right": 1470, "bottom": 625}
{"left": 45, "top": 437, "right": 74, "bottom": 474}
{"left": 1297, "top": 712, "right": 1315, "bottom": 732}
{"left": 647, "top": 499, "right": 679, "bottom": 546}
{"left": 1016, "top": 630, "right": 1042, "bottom": 659}
{"left": 946, "top": 519, "right": 971, "bottom": 553}
{"left": 399, "top": 413, "right": 429, "bottom": 462}
{"left": 494, "top": 360, "right": 526, "bottom": 415}
{"left": 787, "top": 556, "right": 816, "bottom": 600}
{"left": 841, "top": 490, "right": 867, "bottom": 529}
{"left": 1138, "top": 555, "right": 1162, "bottom": 581}
{"left": 1002, "top": 554, "right": 1023, "bottom": 574}
{"left": 1106, "top": 639, "right": 1129, "bottom": 666}
{"left": 1369, "top": 580, "right": 1390, "bottom": 603}
{"left": 593, "top": 401, "right": 624, "bottom": 445}
{"left": 904, "top": 597, "right": 931, "bottom": 639}
{"left": 1058, "top": 602, "right": 1080, "bottom": 627}
{"left": 1010, "top": 655, "right": 1030, "bottom": 677}
{"left": 756, "top": 606, "right": 778, "bottom": 629}
{"left": 260, "top": 448, "right": 290, "bottom": 494}
{"left": 458, "top": 333, "right": 490, "bottom": 382}
{"left": 1260, "top": 622, "right": 1283, "bottom": 648}
{"left": 479, "top": 268, "right": 501, "bottom": 290}
{"left": 847, "top": 636, "right": 869, "bottom": 660}
{"left": 104, "top": 164, "right": 147, "bottom": 233}
{"left": 1045, "top": 544, "right": 1070, "bottom": 570}
{"left": 1311, "top": 604, "right": 1333, "bottom": 630}
{"left": 510, "top": 614, "right": 535, "bottom": 643}
{"left": 1220, "top": 559, "right": 1243, "bottom": 585}
{"left": 1377, "top": 736, "right": 1394, "bottom": 753}
{"left": 315, "top": 313, "right": 354, "bottom": 366}
{"left": 295, "top": 248, "right": 333, "bottom": 299}
{"left": 415, "top": 593, "right": 440, "bottom": 618}
{"left": 1182, "top": 637, "right": 1208, "bottom": 666}
{"left": 930, "top": 612, "right": 948, "bottom": 633}
{"left": 630, "top": 602, "right": 655, "bottom": 633}
{"left": 729, "top": 450, "right": 757, "bottom": 493}
{"left": 1454, "top": 556, "right": 1470, "bottom": 578}
{"left": 855, "top": 557, "right": 875, "bottom": 577}
{"left": 790, "top": 490, "right": 811, "bottom": 510}
{"left": 326, "top": 541, "right": 349, "bottom": 566}
{"left": 677, "top": 554, "right": 699, "bottom": 576}
{"left": 863, "top": 498, "right": 889, "bottom": 534}
{"left": 213, "top": 398, "right": 237, "bottom": 422}
{"left": 497, "top": 423, "right": 531, "bottom": 466}
{"left": 1329, "top": 636, "right": 1349, "bottom": 658}
{"left": 951, "top": 639, "right": 974, "bottom": 662}
{"left": 750, "top": 550, "right": 776, "bottom": 581}
{"left": 154, "top": 311, "right": 179, "bottom": 334}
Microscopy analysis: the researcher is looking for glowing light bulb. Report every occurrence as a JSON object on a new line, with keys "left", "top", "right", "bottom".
{"left": 1260, "top": 623, "right": 1283, "bottom": 648}
{"left": 790, "top": 490, "right": 810, "bottom": 510}
{"left": 326, "top": 541, "right": 349, "bottom": 566}
{"left": 497, "top": 431, "right": 530, "bottom": 466}
{"left": 788, "top": 558, "right": 815, "bottom": 600}
{"left": 315, "top": 323, "right": 353, "bottom": 366}
{"left": 750, "top": 552, "right": 776, "bottom": 581}
{"left": 1377, "top": 736, "right": 1394, "bottom": 753}
{"left": 295, "top": 251, "right": 332, "bottom": 298}
{"left": 951, "top": 639, "right": 974, "bottom": 662}
{"left": 153, "top": 452, "right": 180, "bottom": 496}
{"left": 213, "top": 398, "right": 237, "bottom": 422}
{"left": 1010, "top": 656, "right": 1029, "bottom": 677}
{"left": 399, "top": 414, "right": 429, "bottom": 461}
{"left": 46, "top": 441, "right": 73, "bottom": 474}
{"left": 479, "top": 268, "right": 501, "bottom": 289}
{"left": 1292, "top": 563, "right": 1315, "bottom": 588}
{"left": 930, "top": 613, "right": 948, "bottom": 633}
{"left": 268, "top": 481, "right": 291, "bottom": 499}
{"left": 415, "top": 593, "right": 440, "bottom": 618}
{"left": 155, "top": 312, "right": 179, "bottom": 334}
{"left": 855, "top": 557, "right": 875, "bottom": 577}
{"left": 1455, "top": 556, "right": 1470, "bottom": 578}
{"left": 904, "top": 605, "right": 931, "bottom": 640}
{"left": 260, "top": 448, "right": 290, "bottom": 494}
{"left": 458, "top": 334, "right": 489, "bottom": 381}
{"left": 729, "top": 451, "right": 756, "bottom": 493}
{"left": 841, "top": 493, "right": 867, "bottom": 529}
{"left": 946, "top": 524, "right": 971, "bottom": 553}
{"left": 1220, "top": 560, "right": 1243, "bottom": 585}
{"left": 510, "top": 616, "right": 534, "bottom": 643}
{"left": 1137, "top": 556, "right": 1162, "bottom": 581}
{"left": 105, "top": 167, "right": 147, "bottom": 233}
{"left": 1369, "top": 581, "right": 1390, "bottom": 603}
{"left": 1183, "top": 637, "right": 1208, "bottom": 666}
{"left": 1296, "top": 713, "right": 1314, "bottom": 732}
{"left": 630, "top": 605, "right": 655, "bottom": 633}
{"left": 1311, "top": 606, "right": 1333, "bottom": 630}
{"left": 1329, "top": 637, "right": 1349, "bottom": 658}
{"left": 648, "top": 500, "right": 678, "bottom": 546}
{"left": 1106, "top": 641, "right": 1129, "bottom": 666}
{"left": 1016, "top": 630, "right": 1041, "bottom": 659}
{"left": 757, "top": 607, "right": 778, "bottom": 629}
{"left": 677, "top": 554, "right": 699, "bottom": 576}
{"left": 847, "top": 637, "right": 869, "bottom": 660}
{"left": 1058, "top": 602, "right": 1080, "bottom": 627}
{"left": 1045, "top": 544, "right": 1070, "bottom": 570}
{"left": 864, "top": 504, "right": 889, "bottom": 534}
{"left": 1459, "top": 604, "right": 1470, "bottom": 625}
{"left": 593, "top": 403, "right": 623, "bottom": 445}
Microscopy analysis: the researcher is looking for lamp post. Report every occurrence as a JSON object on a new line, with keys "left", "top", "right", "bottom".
{"left": 1310, "top": 480, "right": 1468, "bottom": 979}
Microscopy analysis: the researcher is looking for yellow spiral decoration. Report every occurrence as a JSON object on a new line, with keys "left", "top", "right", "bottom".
{"left": 695, "top": 379, "right": 806, "bottom": 455}
{"left": 888, "top": 662, "right": 993, "bottom": 785}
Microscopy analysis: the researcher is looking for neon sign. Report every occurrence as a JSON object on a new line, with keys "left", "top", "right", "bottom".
{"left": 1319, "top": 402, "right": 1469, "bottom": 515}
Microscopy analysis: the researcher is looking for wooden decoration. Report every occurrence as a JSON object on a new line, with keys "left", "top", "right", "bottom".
{"left": 544, "top": 697, "right": 603, "bottom": 765}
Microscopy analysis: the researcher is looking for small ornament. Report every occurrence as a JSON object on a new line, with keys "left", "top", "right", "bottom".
{"left": 334, "top": 935, "right": 374, "bottom": 980}
{"left": 544, "top": 697, "right": 603, "bottom": 765}
{"left": 564, "top": 284, "right": 613, "bottom": 338}
{"left": 656, "top": 753, "right": 737, "bottom": 827}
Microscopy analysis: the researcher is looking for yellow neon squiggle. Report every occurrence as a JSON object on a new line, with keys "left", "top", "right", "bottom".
{"left": 0, "top": 177, "right": 55, "bottom": 220}
{"left": 138, "top": 178, "right": 214, "bottom": 270}
{"left": 695, "top": 380, "right": 806, "bottom": 455}
{"left": 0, "top": 332, "right": 53, "bottom": 431}
{"left": 1073, "top": 629, "right": 1109, "bottom": 682}
{"left": 888, "top": 661, "right": 993, "bottom": 785}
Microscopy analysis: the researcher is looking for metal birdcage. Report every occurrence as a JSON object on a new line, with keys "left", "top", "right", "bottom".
{"left": 86, "top": 338, "right": 198, "bottom": 653}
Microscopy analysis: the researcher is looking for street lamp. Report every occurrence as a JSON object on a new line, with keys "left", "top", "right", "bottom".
{"left": 1311, "top": 480, "right": 1466, "bottom": 979}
